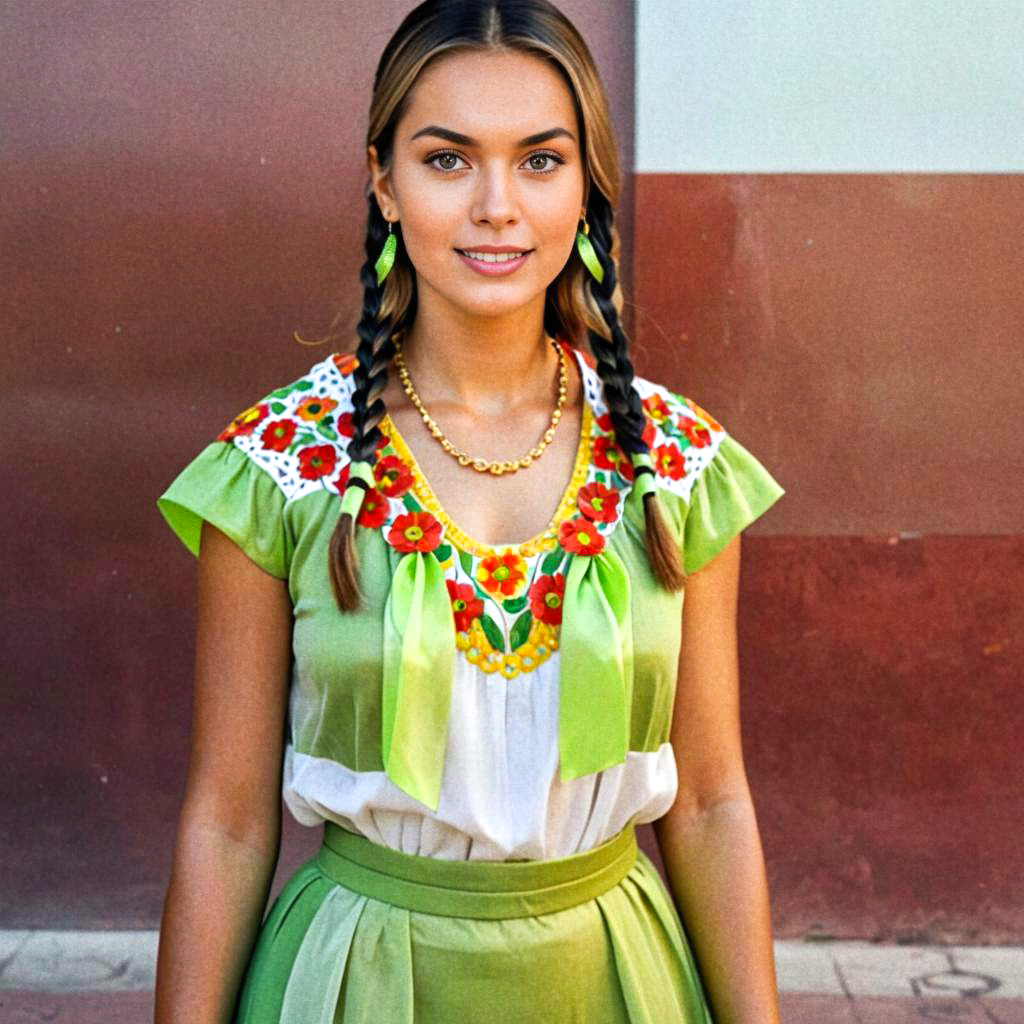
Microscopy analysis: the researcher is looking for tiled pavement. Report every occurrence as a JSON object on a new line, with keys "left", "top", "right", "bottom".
{"left": 0, "top": 932, "right": 1021, "bottom": 1022}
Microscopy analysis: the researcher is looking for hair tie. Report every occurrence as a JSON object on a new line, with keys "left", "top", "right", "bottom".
{"left": 339, "top": 459, "right": 376, "bottom": 520}
{"left": 630, "top": 452, "right": 657, "bottom": 500}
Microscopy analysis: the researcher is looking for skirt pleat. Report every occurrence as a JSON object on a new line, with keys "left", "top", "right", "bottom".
{"left": 232, "top": 825, "right": 712, "bottom": 1023}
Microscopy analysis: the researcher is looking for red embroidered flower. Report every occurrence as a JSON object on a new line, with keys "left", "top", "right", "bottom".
{"left": 643, "top": 393, "right": 671, "bottom": 423}
{"left": 685, "top": 397, "right": 723, "bottom": 432}
{"left": 298, "top": 444, "right": 338, "bottom": 480}
{"left": 388, "top": 511, "right": 442, "bottom": 553}
{"left": 476, "top": 551, "right": 528, "bottom": 598}
{"left": 559, "top": 517, "right": 606, "bottom": 556}
{"left": 678, "top": 416, "right": 713, "bottom": 448}
{"left": 337, "top": 412, "right": 355, "bottom": 437}
{"left": 577, "top": 481, "right": 620, "bottom": 524}
{"left": 529, "top": 573, "right": 566, "bottom": 626}
{"left": 217, "top": 402, "right": 270, "bottom": 441}
{"left": 260, "top": 418, "right": 296, "bottom": 452}
{"left": 333, "top": 352, "right": 359, "bottom": 376}
{"left": 652, "top": 442, "right": 686, "bottom": 479}
{"left": 374, "top": 455, "right": 414, "bottom": 497}
{"left": 295, "top": 396, "right": 338, "bottom": 423}
{"left": 447, "top": 580, "right": 484, "bottom": 633}
{"left": 596, "top": 413, "right": 655, "bottom": 446}
{"left": 593, "top": 436, "right": 634, "bottom": 481}
{"left": 357, "top": 487, "right": 389, "bottom": 528}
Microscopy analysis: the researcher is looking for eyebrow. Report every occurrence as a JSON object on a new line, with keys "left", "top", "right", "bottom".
{"left": 409, "top": 125, "right": 576, "bottom": 147}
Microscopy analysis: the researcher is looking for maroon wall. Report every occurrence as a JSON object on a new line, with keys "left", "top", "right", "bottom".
{"left": 0, "top": 1, "right": 633, "bottom": 927}
{"left": 633, "top": 174, "right": 1024, "bottom": 942}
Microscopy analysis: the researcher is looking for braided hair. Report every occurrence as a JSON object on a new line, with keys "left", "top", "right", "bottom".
{"left": 579, "top": 190, "right": 688, "bottom": 591}
{"left": 327, "top": 196, "right": 405, "bottom": 611}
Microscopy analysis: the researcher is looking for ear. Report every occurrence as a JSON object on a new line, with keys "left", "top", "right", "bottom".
{"left": 367, "top": 144, "right": 396, "bottom": 220}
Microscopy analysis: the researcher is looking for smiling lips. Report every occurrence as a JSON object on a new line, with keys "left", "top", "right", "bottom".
{"left": 455, "top": 245, "right": 532, "bottom": 276}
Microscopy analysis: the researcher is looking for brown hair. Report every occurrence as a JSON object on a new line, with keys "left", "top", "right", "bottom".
{"left": 330, "top": 0, "right": 687, "bottom": 611}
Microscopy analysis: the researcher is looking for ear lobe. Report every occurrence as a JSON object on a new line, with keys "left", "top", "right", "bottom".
{"left": 367, "top": 144, "right": 396, "bottom": 215}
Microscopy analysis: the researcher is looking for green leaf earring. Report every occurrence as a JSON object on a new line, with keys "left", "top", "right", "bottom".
{"left": 374, "top": 220, "right": 397, "bottom": 285}
{"left": 575, "top": 216, "right": 604, "bottom": 284}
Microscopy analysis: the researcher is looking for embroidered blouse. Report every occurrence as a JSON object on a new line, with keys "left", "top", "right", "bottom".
{"left": 157, "top": 342, "right": 785, "bottom": 861}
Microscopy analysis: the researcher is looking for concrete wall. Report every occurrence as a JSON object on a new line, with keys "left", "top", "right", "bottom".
{"left": 633, "top": 1, "right": 1024, "bottom": 941}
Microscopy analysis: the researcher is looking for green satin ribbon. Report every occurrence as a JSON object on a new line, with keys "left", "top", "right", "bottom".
{"left": 381, "top": 551, "right": 456, "bottom": 810}
{"left": 558, "top": 548, "right": 634, "bottom": 782}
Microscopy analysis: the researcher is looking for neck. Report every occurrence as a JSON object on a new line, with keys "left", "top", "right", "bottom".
{"left": 398, "top": 293, "right": 560, "bottom": 417}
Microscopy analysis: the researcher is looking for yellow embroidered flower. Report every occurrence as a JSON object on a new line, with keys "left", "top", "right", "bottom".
{"left": 500, "top": 654, "right": 522, "bottom": 679}
{"left": 455, "top": 631, "right": 472, "bottom": 652}
{"left": 479, "top": 650, "right": 503, "bottom": 674}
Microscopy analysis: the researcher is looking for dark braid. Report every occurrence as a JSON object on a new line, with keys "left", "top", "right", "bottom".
{"left": 329, "top": 196, "right": 400, "bottom": 611}
{"left": 582, "top": 192, "right": 687, "bottom": 590}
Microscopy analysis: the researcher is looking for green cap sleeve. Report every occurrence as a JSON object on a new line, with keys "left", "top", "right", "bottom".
{"left": 683, "top": 434, "right": 785, "bottom": 574}
{"left": 157, "top": 441, "right": 290, "bottom": 579}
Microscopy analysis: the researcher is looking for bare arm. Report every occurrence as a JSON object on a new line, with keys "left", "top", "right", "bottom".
{"left": 154, "top": 521, "right": 293, "bottom": 1024}
{"left": 652, "top": 534, "right": 781, "bottom": 1024}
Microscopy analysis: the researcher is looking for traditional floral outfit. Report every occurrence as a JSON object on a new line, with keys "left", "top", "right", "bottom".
{"left": 158, "top": 341, "right": 785, "bottom": 1023}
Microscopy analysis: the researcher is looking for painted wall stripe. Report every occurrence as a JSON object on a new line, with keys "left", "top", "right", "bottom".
{"left": 636, "top": 0, "right": 1024, "bottom": 172}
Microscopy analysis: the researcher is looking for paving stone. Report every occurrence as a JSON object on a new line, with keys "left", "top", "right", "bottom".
{"left": 830, "top": 941, "right": 952, "bottom": 998}
{"left": 776, "top": 942, "right": 844, "bottom": 994}
{"left": 950, "top": 946, "right": 1024, "bottom": 999}
{"left": 3, "top": 931, "right": 156, "bottom": 992}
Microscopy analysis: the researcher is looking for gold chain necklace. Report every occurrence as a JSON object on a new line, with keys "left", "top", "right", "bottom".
{"left": 392, "top": 337, "right": 568, "bottom": 475}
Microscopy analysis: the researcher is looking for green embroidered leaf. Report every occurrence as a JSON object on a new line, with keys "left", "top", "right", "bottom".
{"left": 322, "top": 414, "right": 334, "bottom": 426}
{"left": 296, "top": 379, "right": 314, "bottom": 391}
{"left": 458, "top": 550, "right": 475, "bottom": 576}
{"left": 502, "top": 595, "right": 528, "bottom": 614}
{"left": 402, "top": 493, "right": 420, "bottom": 513}
{"left": 270, "top": 402, "right": 286, "bottom": 414}
{"left": 436, "top": 543, "right": 452, "bottom": 563}
{"left": 295, "top": 432, "right": 315, "bottom": 446}
{"left": 541, "top": 548, "right": 565, "bottom": 575}
{"left": 479, "top": 614, "right": 505, "bottom": 653}
{"left": 316, "top": 422, "right": 338, "bottom": 441}
{"left": 509, "top": 611, "right": 533, "bottom": 651}
{"left": 595, "top": 471, "right": 606, "bottom": 484}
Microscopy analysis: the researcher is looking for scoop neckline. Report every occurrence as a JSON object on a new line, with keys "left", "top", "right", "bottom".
{"left": 377, "top": 346, "right": 596, "bottom": 559}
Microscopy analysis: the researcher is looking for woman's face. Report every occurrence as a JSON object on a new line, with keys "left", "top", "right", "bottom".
{"left": 369, "top": 48, "right": 585, "bottom": 323}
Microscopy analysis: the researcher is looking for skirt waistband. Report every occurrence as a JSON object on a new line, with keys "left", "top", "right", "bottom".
{"left": 316, "top": 823, "right": 638, "bottom": 920}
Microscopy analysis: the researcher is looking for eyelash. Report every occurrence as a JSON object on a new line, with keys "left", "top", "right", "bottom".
{"left": 425, "top": 148, "right": 565, "bottom": 175}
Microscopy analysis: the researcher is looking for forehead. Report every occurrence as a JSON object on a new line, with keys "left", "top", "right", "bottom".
{"left": 399, "top": 49, "right": 579, "bottom": 142}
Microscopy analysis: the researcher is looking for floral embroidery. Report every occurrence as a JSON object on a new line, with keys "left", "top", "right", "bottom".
{"left": 298, "top": 444, "right": 338, "bottom": 480}
{"left": 577, "top": 481, "right": 619, "bottom": 524}
{"left": 476, "top": 551, "right": 529, "bottom": 599}
{"left": 558, "top": 517, "right": 606, "bottom": 556}
{"left": 374, "top": 455, "right": 414, "bottom": 498}
{"left": 652, "top": 442, "right": 686, "bottom": 480}
{"left": 214, "top": 343, "right": 730, "bottom": 678}
{"left": 357, "top": 488, "right": 389, "bottom": 528}
{"left": 295, "top": 396, "right": 338, "bottom": 422}
{"left": 261, "top": 418, "right": 297, "bottom": 452}
{"left": 388, "top": 511, "right": 443, "bottom": 553}
{"left": 218, "top": 402, "right": 270, "bottom": 441}
{"left": 447, "top": 580, "right": 484, "bottom": 633}
{"left": 529, "top": 572, "right": 565, "bottom": 626}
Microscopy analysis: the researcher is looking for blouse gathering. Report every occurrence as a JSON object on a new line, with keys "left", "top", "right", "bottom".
{"left": 157, "top": 342, "right": 785, "bottom": 862}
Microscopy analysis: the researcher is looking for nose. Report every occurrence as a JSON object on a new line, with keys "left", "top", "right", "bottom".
{"left": 470, "top": 161, "right": 520, "bottom": 228}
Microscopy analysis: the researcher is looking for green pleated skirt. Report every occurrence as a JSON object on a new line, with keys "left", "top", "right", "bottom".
{"left": 234, "top": 822, "right": 713, "bottom": 1023}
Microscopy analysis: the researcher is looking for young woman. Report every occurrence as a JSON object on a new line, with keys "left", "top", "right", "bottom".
{"left": 154, "top": 2, "right": 785, "bottom": 1021}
